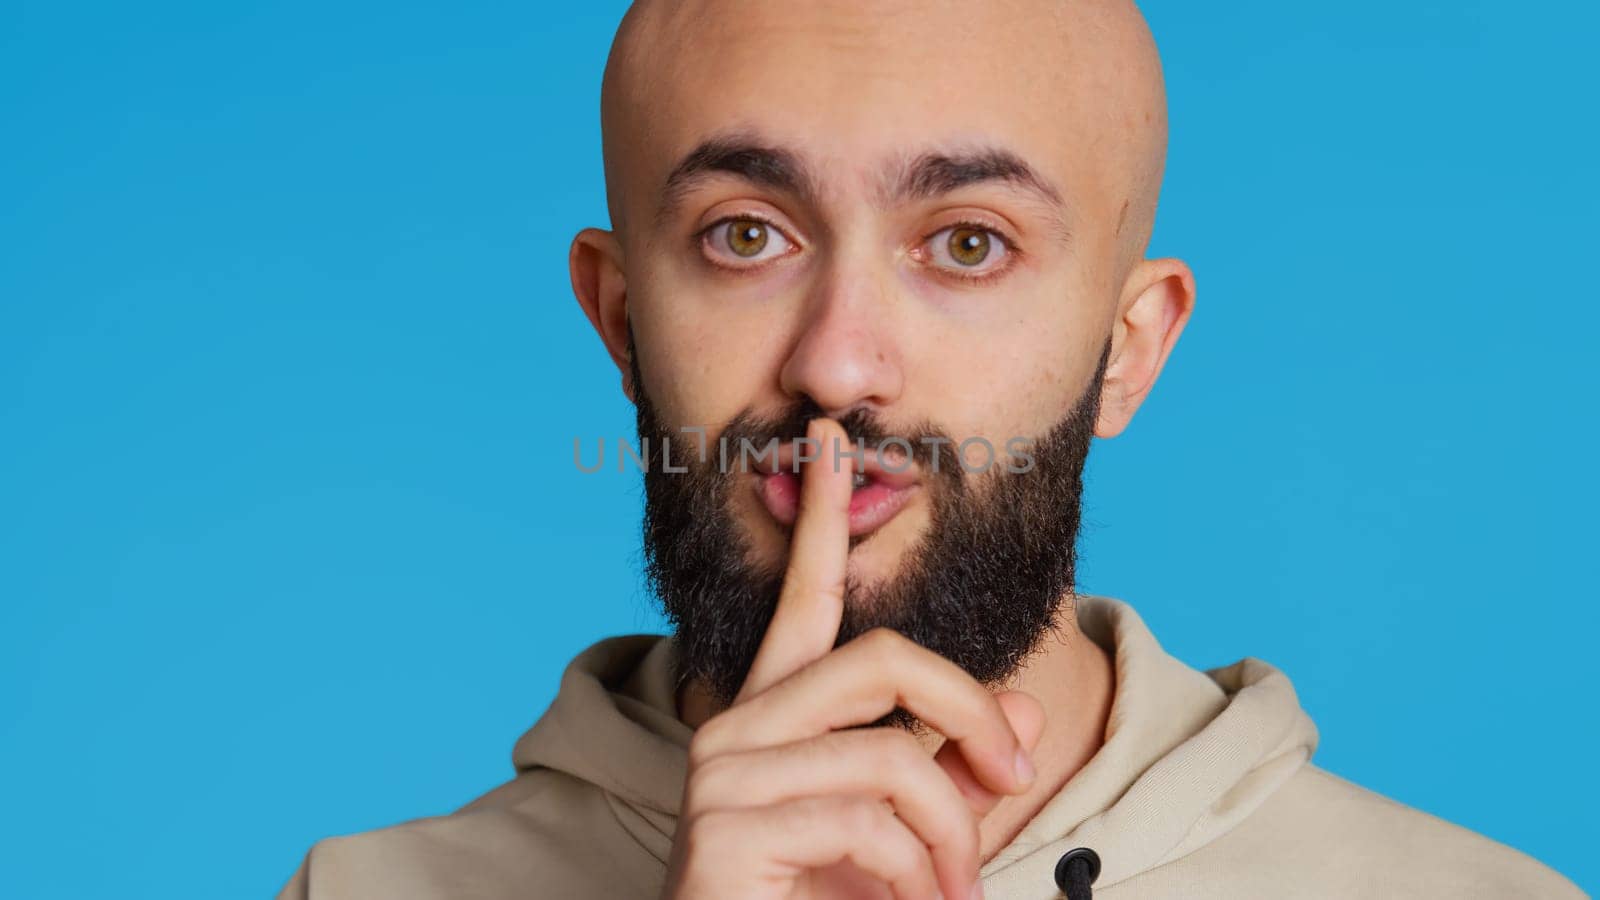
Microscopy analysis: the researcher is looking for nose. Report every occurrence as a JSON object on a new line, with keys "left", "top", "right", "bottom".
{"left": 777, "top": 259, "right": 904, "bottom": 417}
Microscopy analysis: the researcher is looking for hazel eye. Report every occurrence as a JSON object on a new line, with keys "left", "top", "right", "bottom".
{"left": 704, "top": 217, "right": 795, "bottom": 264}
{"left": 948, "top": 228, "right": 990, "bottom": 265}
{"left": 727, "top": 220, "right": 767, "bottom": 256}
{"left": 926, "top": 224, "right": 1010, "bottom": 275}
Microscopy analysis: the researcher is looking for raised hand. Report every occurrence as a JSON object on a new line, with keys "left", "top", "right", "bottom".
{"left": 661, "top": 418, "right": 1045, "bottom": 900}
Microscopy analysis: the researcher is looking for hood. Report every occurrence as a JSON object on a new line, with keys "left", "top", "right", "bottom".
{"left": 512, "top": 594, "right": 1319, "bottom": 896}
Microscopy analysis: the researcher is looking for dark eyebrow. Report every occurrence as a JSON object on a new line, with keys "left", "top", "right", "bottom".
{"left": 888, "top": 147, "right": 1071, "bottom": 240}
{"left": 655, "top": 132, "right": 1069, "bottom": 241}
{"left": 655, "top": 133, "right": 819, "bottom": 229}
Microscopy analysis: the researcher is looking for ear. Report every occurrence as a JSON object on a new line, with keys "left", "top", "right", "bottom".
{"left": 1095, "top": 257, "right": 1196, "bottom": 438}
{"left": 569, "top": 227, "right": 635, "bottom": 402}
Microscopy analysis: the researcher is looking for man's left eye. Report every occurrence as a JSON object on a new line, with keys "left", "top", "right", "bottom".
{"left": 925, "top": 225, "right": 1010, "bottom": 274}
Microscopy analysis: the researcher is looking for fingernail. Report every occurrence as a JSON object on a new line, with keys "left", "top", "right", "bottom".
{"left": 1013, "top": 748, "right": 1035, "bottom": 786}
{"left": 969, "top": 880, "right": 985, "bottom": 900}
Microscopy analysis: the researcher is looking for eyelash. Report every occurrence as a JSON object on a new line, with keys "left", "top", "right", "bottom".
{"left": 695, "top": 214, "right": 1022, "bottom": 285}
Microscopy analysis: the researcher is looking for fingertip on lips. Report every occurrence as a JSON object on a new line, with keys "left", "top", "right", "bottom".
{"left": 757, "top": 470, "right": 918, "bottom": 537}
{"left": 755, "top": 418, "right": 920, "bottom": 537}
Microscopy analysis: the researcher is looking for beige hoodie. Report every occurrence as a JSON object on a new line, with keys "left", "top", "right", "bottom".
{"left": 280, "top": 595, "right": 1585, "bottom": 898}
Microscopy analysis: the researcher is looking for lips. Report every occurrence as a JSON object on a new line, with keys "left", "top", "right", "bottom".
{"left": 754, "top": 440, "right": 920, "bottom": 537}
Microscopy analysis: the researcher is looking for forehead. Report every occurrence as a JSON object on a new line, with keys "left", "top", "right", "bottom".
{"left": 623, "top": 0, "right": 1118, "bottom": 224}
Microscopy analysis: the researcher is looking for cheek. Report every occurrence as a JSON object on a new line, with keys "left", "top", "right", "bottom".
{"left": 902, "top": 301, "right": 1103, "bottom": 446}
{"left": 627, "top": 260, "right": 803, "bottom": 429}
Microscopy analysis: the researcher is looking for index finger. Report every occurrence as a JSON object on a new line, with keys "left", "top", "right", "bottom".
{"left": 734, "top": 417, "right": 855, "bottom": 703}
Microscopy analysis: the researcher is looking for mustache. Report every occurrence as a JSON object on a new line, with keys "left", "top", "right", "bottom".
{"left": 716, "top": 396, "right": 964, "bottom": 479}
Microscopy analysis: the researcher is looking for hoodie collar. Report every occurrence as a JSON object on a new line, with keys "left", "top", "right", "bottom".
{"left": 513, "top": 595, "right": 1318, "bottom": 894}
{"left": 513, "top": 634, "right": 690, "bottom": 816}
{"left": 981, "top": 596, "right": 1319, "bottom": 894}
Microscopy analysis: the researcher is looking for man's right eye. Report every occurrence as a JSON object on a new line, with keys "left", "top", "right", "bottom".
{"left": 701, "top": 217, "right": 797, "bottom": 267}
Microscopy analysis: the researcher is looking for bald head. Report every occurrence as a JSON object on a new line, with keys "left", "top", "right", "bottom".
{"left": 599, "top": 0, "right": 1169, "bottom": 278}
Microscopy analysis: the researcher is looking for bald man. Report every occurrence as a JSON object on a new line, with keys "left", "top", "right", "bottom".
{"left": 281, "top": 2, "right": 1583, "bottom": 898}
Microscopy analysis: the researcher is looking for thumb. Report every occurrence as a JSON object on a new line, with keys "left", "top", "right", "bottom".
{"left": 932, "top": 689, "right": 1046, "bottom": 817}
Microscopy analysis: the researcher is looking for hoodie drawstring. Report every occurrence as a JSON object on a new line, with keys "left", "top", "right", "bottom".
{"left": 1053, "top": 847, "right": 1101, "bottom": 900}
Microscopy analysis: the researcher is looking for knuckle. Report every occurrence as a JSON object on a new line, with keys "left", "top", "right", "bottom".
{"left": 858, "top": 625, "right": 905, "bottom": 657}
{"left": 963, "top": 687, "right": 1004, "bottom": 728}
{"left": 944, "top": 678, "right": 1006, "bottom": 734}
{"left": 789, "top": 569, "right": 844, "bottom": 606}
{"left": 686, "top": 720, "right": 728, "bottom": 769}
{"left": 877, "top": 725, "right": 925, "bottom": 760}
{"left": 935, "top": 798, "right": 980, "bottom": 855}
{"left": 839, "top": 794, "right": 891, "bottom": 835}
{"left": 852, "top": 743, "right": 895, "bottom": 788}
{"left": 862, "top": 728, "right": 920, "bottom": 777}
{"left": 869, "top": 731, "right": 973, "bottom": 844}
{"left": 684, "top": 752, "right": 735, "bottom": 803}
{"left": 680, "top": 808, "right": 731, "bottom": 856}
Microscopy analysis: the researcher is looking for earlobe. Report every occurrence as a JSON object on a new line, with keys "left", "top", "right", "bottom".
{"left": 568, "top": 227, "right": 634, "bottom": 401}
{"left": 1094, "top": 257, "right": 1196, "bottom": 439}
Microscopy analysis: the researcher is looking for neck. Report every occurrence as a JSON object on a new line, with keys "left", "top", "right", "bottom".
{"left": 975, "top": 607, "right": 1115, "bottom": 858}
{"left": 675, "top": 599, "right": 1116, "bottom": 863}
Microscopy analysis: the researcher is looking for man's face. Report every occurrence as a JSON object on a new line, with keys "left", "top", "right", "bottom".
{"left": 576, "top": 0, "right": 1188, "bottom": 705}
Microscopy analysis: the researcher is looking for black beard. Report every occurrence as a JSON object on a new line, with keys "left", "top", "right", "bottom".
{"left": 631, "top": 335, "right": 1110, "bottom": 729}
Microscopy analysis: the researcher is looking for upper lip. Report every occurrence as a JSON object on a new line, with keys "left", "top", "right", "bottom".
{"left": 759, "top": 437, "right": 921, "bottom": 489}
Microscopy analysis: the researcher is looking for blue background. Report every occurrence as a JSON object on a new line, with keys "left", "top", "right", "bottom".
{"left": 3, "top": 1, "right": 1595, "bottom": 896}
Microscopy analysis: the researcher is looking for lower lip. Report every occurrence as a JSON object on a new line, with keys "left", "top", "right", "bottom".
{"left": 758, "top": 471, "right": 917, "bottom": 537}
